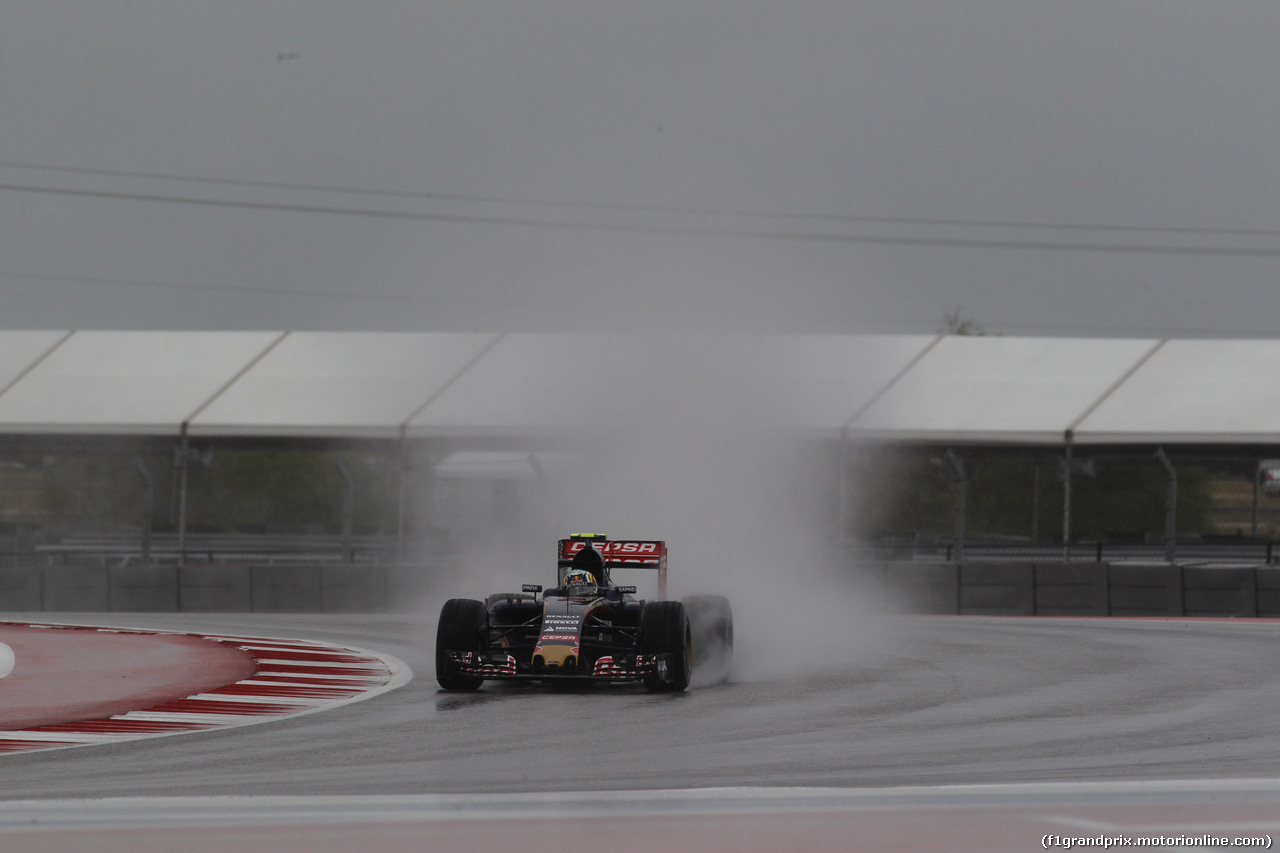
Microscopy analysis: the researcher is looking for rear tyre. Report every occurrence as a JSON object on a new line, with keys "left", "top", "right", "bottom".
{"left": 436, "top": 598, "right": 487, "bottom": 691}
{"left": 684, "top": 594, "right": 733, "bottom": 683}
{"left": 640, "top": 600, "right": 692, "bottom": 693}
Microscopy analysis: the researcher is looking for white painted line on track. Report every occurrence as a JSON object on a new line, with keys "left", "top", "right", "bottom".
{"left": 3, "top": 788, "right": 1277, "bottom": 853}
{"left": 0, "top": 622, "right": 412, "bottom": 755}
{"left": 4, "top": 780, "right": 1280, "bottom": 828}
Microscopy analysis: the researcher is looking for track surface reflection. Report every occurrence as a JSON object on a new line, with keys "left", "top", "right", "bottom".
{"left": 1, "top": 614, "right": 1279, "bottom": 796}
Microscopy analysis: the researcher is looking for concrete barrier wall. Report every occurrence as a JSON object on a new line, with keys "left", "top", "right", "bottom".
{"left": 386, "top": 564, "right": 432, "bottom": 612}
{"left": 249, "top": 566, "right": 324, "bottom": 612}
{"left": 875, "top": 563, "right": 959, "bottom": 615}
{"left": 0, "top": 564, "right": 426, "bottom": 613}
{"left": 179, "top": 565, "right": 252, "bottom": 612}
{"left": 959, "top": 562, "right": 1034, "bottom": 616}
{"left": 0, "top": 567, "right": 41, "bottom": 611}
{"left": 1108, "top": 564, "right": 1184, "bottom": 617}
{"left": 1033, "top": 563, "right": 1108, "bottom": 616}
{"left": 1254, "top": 568, "right": 1280, "bottom": 617}
{"left": 108, "top": 565, "right": 178, "bottom": 612}
{"left": 0, "top": 560, "right": 1276, "bottom": 615}
{"left": 42, "top": 565, "right": 109, "bottom": 611}
{"left": 1183, "top": 566, "right": 1257, "bottom": 617}
{"left": 320, "top": 565, "right": 387, "bottom": 613}
{"left": 879, "top": 561, "right": 1271, "bottom": 618}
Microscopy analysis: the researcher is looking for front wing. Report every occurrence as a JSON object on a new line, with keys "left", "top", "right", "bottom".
{"left": 442, "top": 651, "right": 681, "bottom": 683}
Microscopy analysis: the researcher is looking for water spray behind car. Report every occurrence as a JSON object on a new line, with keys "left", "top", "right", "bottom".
{"left": 420, "top": 333, "right": 898, "bottom": 686}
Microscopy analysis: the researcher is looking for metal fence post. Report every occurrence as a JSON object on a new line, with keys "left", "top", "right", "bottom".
{"left": 1061, "top": 437, "right": 1074, "bottom": 561}
{"left": 176, "top": 430, "right": 189, "bottom": 569}
{"left": 946, "top": 449, "right": 966, "bottom": 564}
{"left": 335, "top": 456, "right": 355, "bottom": 564}
{"left": 1155, "top": 448, "right": 1177, "bottom": 564}
{"left": 134, "top": 455, "right": 153, "bottom": 567}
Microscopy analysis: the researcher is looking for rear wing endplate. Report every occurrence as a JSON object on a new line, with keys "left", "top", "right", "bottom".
{"left": 558, "top": 534, "right": 667, "bottom": 599}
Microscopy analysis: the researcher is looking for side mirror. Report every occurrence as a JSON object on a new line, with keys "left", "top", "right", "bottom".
{"left": 522, "top": 584, "right": 543, "bottom": 594}
{"left": 616, "top": 585, "right": 637, "bottom": 595}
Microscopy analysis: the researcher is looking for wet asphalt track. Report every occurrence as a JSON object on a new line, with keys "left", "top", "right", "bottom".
{"left": 3, "top": 612, "right": 1280, "bottom": 800}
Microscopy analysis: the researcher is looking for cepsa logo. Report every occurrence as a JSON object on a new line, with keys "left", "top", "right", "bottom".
{"left": 610, "top": 542, "right": 658, "bottom": 554}
{"left": 563, "top": 541, "right": 661, "bottom": 561}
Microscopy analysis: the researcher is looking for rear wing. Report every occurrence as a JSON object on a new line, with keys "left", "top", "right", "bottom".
{"left": 558, "top": 534, "right": 668, "bottom": 599}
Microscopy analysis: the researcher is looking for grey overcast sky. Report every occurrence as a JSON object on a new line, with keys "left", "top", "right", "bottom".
{"left": 3, "top": 2, "right": 1280, "bottom": 337}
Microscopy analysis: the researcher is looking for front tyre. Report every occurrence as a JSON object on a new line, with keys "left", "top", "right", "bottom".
{"left": 640, "top": 600, "right": 692, "bottom": 692}
{"left": 435, "top": 598, "right": 487, "bottom": 691}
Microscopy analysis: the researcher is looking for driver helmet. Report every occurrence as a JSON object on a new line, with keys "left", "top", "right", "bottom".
{"left": 572, "top": 543, "right": 607, "bottom": 584}
{"left": 563, "top": 568, "right": 598, "bottom": 598}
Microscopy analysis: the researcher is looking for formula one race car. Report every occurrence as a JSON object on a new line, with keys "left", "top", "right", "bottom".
{"left": 435, "top": 534, "right": 733, "bottom": 693}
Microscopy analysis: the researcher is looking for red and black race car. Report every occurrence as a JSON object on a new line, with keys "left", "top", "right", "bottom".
{"left": 435, "top": 534, "right": 733, "bottom": 692}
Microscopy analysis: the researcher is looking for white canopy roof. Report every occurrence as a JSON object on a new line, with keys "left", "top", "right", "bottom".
{"left": 405, "top": 334, "right": 709, "bottom": 437}
{"left": 847, "top": 336, "right": 1163, "bottom": 444}
{"left": 0, "top": 330, "right": 1272, "bottom": 447}
{"left": 0, "top": 331, "right": 281, "bottom": 435}
{"left": 189, "top": 332, "right": 498, "bottom": 438}
{"left": 1072, "top": 339, "right": 1280, "bottom": 444}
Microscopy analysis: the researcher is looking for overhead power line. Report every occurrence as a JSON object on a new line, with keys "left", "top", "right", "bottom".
{"left": 7, "top": 179, "right": 1280, "bottom": 258}
{"left": 0, "top": 270, "right": 477, "bottom": 305}
{"left": 4, "top": 159, "right": 1280, "bottom": 239}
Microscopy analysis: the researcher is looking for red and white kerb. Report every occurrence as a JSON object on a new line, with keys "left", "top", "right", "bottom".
{"left": 0, "top": 626, "right": 409, "bottom": 755}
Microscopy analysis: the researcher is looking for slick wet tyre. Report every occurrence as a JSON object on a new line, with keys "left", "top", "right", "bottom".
{"left": 640, "top": 600, "right": 692, "bottom": 692}
{"left": 435, "top": 598, "right": 487, "bottom": 691}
